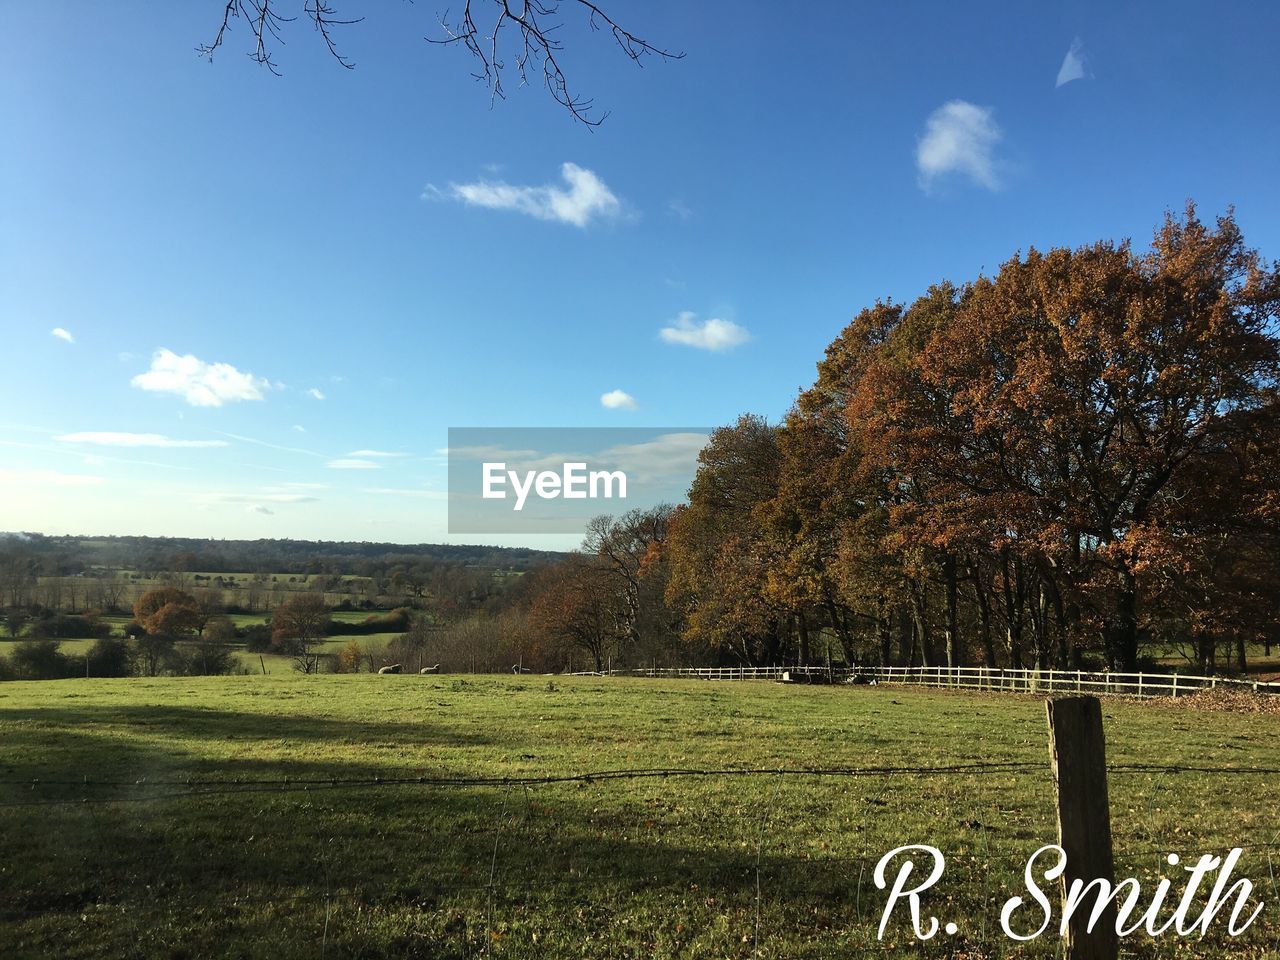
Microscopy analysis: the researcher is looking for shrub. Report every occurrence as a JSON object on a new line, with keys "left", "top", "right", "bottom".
{"left": 326, "top": 608, "right": 412, "bottom": 636}
{"left": 202, "top": 617, "right": 238, "bottom": 643}
{"left": 4, "top": 608, "right": 28, "bottom": 638}
{"left": 134, "top": 634, "right": 175, "bottom": 677}
{"left": 28, "top": 614, "right": 112, "bottom": 641}
{"left": 335, "top": 638, "right": 363, "bottom": 673}
{"left": 241, "top": 623, "right": 274, "bottom": 652}
{"left": 86, "top": 637, "right": 134, "bottom": 677}
{"left": 171, "top": 641, "right": 237, "bottom": 676}
{"left": 10, "top": 640, "right": 76, "bottom": 680}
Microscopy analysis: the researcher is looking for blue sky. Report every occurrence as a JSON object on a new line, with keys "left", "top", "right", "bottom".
{"left": 2, "top": 2, "right": 1278, "bottom": 548}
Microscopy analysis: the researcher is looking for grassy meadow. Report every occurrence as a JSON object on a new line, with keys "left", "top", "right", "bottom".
{"left": 1, "top": 676, "right": 1277, "bottom": 958}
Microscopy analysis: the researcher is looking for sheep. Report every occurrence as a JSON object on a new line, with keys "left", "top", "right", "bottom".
{"left": 377, "top": 663, "right": 402, "bottom": 675}
{"left": 420, "top": 664, "right": 441, "bottom": 674}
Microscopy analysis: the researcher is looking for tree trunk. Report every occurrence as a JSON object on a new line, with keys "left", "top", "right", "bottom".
{"left": 877, "top": 606, "right": 892, "bottom": 667}
{"left": 1107, "top": 567, "right": 1139, "bottom": 672}
{"left": 943, "top": 554, "right": 960, "bottom": 668}
{"left": 971, "top": 563, "right": 996, "bottom": 666}
{"left": 910, "top": 584, "right": 933, "bottom": 667}
{"left": 1000, "top": 550, "right": 1025, "bottom": 669}
{"left": 796, "top": 611, "right": 811, "bottom": 667}
{"left": 1194, "top": 631, "right": 1215, "bottom": 674}
{"left": 897, "top": 606, "right": 912, "bottom": 665}
{"left": 1029, "top": 579, "right": 1053, "bottom": 671}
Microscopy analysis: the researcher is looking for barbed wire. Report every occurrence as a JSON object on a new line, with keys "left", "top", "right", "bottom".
{"left": 0, "top": 761, "right": 1049, "bottom": 808}
{"left": 0, "top": 760, "right": 1275, "bottom": 809}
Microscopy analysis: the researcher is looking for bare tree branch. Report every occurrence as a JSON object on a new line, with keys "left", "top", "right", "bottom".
{"left": 200, "top": 0, "right": 682, "bottom": 125}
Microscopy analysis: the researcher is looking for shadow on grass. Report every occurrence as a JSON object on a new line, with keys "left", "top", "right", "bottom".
{"left": 0, "top": 703, "right": 937, "bottom": 956}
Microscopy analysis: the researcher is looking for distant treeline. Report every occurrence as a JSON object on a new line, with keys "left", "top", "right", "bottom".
{"left": 0, "top": 533, "right": 561, "bottom": 578}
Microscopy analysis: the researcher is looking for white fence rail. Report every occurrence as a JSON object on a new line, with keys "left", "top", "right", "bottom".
{"left": 568, "top": 665, "right": 1280, "bottom": 699}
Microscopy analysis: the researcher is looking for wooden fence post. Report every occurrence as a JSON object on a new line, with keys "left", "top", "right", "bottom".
{"left": 1046, "top": 696, "right": 1118, "bottom": 960}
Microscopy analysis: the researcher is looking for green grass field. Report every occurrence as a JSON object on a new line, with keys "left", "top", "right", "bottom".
{"left": 0, "top": 677, "right": 1277, "bottom": 958}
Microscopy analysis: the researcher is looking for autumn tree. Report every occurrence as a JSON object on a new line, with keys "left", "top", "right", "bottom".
{"left": 271, "top": 592, "right": 330, "bottom": 673}
{"left": 528, "top": 555, "right": 620, "bottom": 673}
{"left": 678, "top": 205, "right": 1280, "bottom": 676}
{"left": 133, "top": 587, "right": 203, "bottom": 675}
{"left": 665, "top": 416, "right": 799, "bottom": 666}
{"left": 914, "top": 206, "right": 1279, "bottom": 670}
{"left": 583, "top": 505, "right": 674, "bottom": 658}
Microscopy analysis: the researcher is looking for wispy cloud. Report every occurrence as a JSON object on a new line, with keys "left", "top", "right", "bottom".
{"left": 249, "top": 505, "right": 275, "bottom": 515}
{"left": 55, "top": 432, "right": 228, "bottom": 448}
{"left": 346, "top": 449, "right": 408, "bottom": 458}
{"left": 431, "top": 163, "right": 622, "bottom": 228}
{"left": 1056, "top": 37, "right": 1089, "bottom": 88}
{"left": 293, "top": 424, "right": 307, "bottom": 433}
{"left": 916, "top": 100, "right": 1003, "bottom": 192}
{"left": 600, "top": 389, "right": 638, "bottom": 410}
{"left": 327, "top": 458, "right": 380, "bottom": 470}
{"left": 131, "top": 349, "right": 270, "bottom": 407}
{"left": 0, "top": 437, "right": 193, "bottom": 471}
{"left": 208, "top": 492, "right": 320, "bottom": 504}
{"left": 51, "top": 327, "right": 75, "bottom": 344}
{"left": 666, "top": 198, "right": 692, "bottom": 221}
{"left": 659, "top": 312, "right": 751, "bottom": 351}
{"left": 307, "top": 387, "right": 326, "bottom": 400}
{"left": 217, "top": 432, "right": 323, "bottom": 458}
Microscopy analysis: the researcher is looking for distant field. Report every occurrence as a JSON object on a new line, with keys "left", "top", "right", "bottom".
{"left": 1, "top": 624, "right": 407, "bottom": 675}
{"left": 0, "top": 677, "right": 1276, "bottom": 958}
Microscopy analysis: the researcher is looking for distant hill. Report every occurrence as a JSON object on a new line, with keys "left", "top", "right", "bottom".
{"left": 0, "top": 532, "right": 564, "bottom": 576}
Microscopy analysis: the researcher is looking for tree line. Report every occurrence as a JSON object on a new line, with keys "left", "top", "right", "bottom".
{"left": 510, "top": 206, "right": 1280, "bottom": 675}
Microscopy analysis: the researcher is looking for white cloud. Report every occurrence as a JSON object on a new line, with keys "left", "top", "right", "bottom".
{"left": 51, "top": 327, "right": 74, "bottom": 344}
{"left": 293, "top": 424, "right": 307, "bottom": 433}
{"left": 347, "top": 449, "right": 408, "bottom": 458}
{"left": 600, "top": 389, "right": 638, "bottom": 410}
{"left": 211, "top": 493, "right": 319, "bottom": 504}
{"left": 666, "top": 198, "right": 692, "bottom": 220}
{"left": 0, "top": 467, "right": 104, "bottom": 487}
{"left": 307, "top": 387, "right": 326, "bottom": 400}
{"left": 659, "top": 312, "right": 751, "bottom": 351}
{"left": 1056, "top": 37, "right": 1089, "bottom": 88}
{"left": 441, "top": 163, "right": 622, "bottom": 228}
{"left": 916, "top": 100, "right": 1003, "bottom": 192}
{"left": 131, "top": 348, "right": 270, "bottom": 407}
{"left": 327, "top": 458, "right": 380, "bottom": 470}
{"left": 55, "top": 432, "right": 228, "bottom": 448}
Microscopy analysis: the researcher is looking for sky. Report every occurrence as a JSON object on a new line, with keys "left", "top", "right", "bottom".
{"left": 2, "top": 2, "right": 1279, "bottom": 549}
